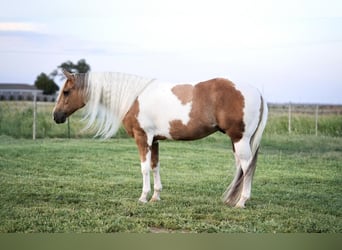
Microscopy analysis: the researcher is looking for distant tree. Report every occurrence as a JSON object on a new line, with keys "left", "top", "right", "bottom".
{"left": 34, "top": 73, "right": 59, "bottom": 95}
{"left": 50, "top": 59, "right": 91, "bottom": 80}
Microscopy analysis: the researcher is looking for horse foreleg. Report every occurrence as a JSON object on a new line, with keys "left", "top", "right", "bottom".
{"left": 135, "top": 133, "right": 152, "bottom": 203}
{"left": 139, "top": 149, "right": 151, "bottom": 203}
{"left": 150, "top": 141, "right": 162, "bottom": 202}
{"left": 136, "top": 135, "right": 162, "bottom": 203}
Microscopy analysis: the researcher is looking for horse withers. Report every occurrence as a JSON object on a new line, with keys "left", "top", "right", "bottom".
{"left": 53, "top": 69, "right": 268, "bottom": 208}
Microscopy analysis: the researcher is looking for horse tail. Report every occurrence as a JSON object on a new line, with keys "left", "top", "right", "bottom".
{"left": 250, "top": 95, "right": 268, "bottom": 158}
{"left": 223, "top": 94, "right": 268, "bottom": 206}
{"left": 222, "top": 165, "right": 244, "bottom": 206}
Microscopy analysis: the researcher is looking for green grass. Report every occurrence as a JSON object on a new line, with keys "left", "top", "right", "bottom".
{"left": 0, "top": 134, "right": 341, "bottom": 233}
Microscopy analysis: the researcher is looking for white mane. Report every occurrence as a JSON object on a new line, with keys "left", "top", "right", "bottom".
{"left": 83, "top": 72, "right": 155, "bottom": 139}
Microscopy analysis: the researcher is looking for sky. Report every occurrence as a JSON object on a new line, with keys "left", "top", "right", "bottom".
{"left": 0, "top": 0, "right": 341, "bottom": 104}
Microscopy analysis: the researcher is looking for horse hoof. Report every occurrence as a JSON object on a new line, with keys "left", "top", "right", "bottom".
{"left": 234, "top": 203, "right": 246, "bottom": 209}
{"left": 149, "top": 197, "right": 160, "bottom": 202}
{"left": 138, "top": 198, "right": 148, "bottom": 203}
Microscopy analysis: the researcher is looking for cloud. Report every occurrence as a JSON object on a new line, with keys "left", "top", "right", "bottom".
{"left": 0, "top": 22, "right": 45, "bottom": 32}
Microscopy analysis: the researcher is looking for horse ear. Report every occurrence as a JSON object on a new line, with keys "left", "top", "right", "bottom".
{"left": 62, "top": 68, "right": 73, "bottom": 80}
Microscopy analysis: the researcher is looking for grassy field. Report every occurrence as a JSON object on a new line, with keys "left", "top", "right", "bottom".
{"left": 0, "top": 133, "right": 341, "bottom": 233}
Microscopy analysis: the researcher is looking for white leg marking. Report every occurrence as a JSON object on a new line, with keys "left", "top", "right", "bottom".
{"left": 234, "top": 139, "right": 253, "bottom": 208}
{"left": 150, "top": 163, "right": 162, "bottom": 202}
{"left": 235, "top": 157, "right": 252, "bottom": 208}
{"left": 139, "top": 150, "right": 151, "bottom": 203}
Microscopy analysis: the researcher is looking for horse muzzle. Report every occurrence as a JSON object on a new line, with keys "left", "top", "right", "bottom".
{"left": 53, "top": 111, "right": 67, "bottom": 124}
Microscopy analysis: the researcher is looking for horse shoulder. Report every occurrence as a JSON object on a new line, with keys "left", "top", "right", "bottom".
{"left": 122, "top": 99, "right": 140, "bottom": 138}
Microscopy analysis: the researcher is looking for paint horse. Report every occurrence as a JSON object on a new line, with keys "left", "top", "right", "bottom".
{"left": 53, "top": 69, "right": 268, "bottom": 208}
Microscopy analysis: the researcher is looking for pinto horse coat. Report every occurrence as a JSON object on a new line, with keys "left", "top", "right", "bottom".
{"left": 53, "top": 70, "right": 268, "bottom": 208}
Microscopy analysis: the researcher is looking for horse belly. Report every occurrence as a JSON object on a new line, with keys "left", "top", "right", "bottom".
{"left": 168, "top": 121, "right": 217, "bottom": 140}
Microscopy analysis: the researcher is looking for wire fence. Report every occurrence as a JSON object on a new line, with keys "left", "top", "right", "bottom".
{"left": 266, "top": 103, "right": 342, "bottom": 136}
{"left": 0, "top": 101, "right": 342, "bottom": 139}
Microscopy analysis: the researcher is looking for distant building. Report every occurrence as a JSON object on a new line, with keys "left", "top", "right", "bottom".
{"left": 0, "top": 83, "right": 56, "bottom": 102}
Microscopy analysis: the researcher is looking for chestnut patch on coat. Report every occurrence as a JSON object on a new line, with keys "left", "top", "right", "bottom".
{"left": 171, "top": 84, "right": 194, "bottom": 104}
{"left": 122, "top": 100, "right": 148, "bottom": 162}
{"left": 169, "top": 78, "right": 245, "bottom": 142}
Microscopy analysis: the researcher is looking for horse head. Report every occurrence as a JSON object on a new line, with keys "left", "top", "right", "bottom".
{"left": 53, "top": 69, "right": 86, "bottom": 124}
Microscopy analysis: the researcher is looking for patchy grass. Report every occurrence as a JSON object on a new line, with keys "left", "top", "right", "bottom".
{"left": 0, "top": 134, "right": 341, "bottom": 232}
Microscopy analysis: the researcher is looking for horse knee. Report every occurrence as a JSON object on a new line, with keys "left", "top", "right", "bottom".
{"left": 140, "top": 152, "right": 152, "bottom": 174}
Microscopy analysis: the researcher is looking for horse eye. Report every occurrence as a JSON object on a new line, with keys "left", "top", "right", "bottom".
{"left": 63, "top": 90, "right": 70, "bottom": 96}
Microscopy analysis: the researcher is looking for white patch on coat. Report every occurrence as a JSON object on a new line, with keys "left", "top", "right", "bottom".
{"left": 137, "top": 81, "right": 193, "bottom": 139}
{"left": 233, "top": 83, "right": 262, "bottom": 140}
{"left": 139, "top": 150, "right": 152, "bottom": 203}
{"left": 151, "top": 164, "right": 162, "bottom": 201}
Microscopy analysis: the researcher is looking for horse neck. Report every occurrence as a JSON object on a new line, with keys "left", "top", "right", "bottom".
{"left": 85, "top": 72, "right": 154, "bottom": 107}
{"left": 83, "top": 72, "right": 154, "bottom": 138}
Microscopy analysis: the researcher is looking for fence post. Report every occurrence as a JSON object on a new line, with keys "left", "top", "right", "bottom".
{"left": 32, "top": 93, "right": 37, "bottom": 140}
{"left": 67, "top": 117, "right": 70, "bottom": 139}
{"left": 288, "top": 102, "right": 292, "bottom": 134}
{"left": 315, "top": 104, "right": 319, "bottom": 136}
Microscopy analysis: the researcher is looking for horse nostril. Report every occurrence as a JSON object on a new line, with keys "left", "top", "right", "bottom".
{"left": 53, "top": 112, "right": 67, "bottom": 124}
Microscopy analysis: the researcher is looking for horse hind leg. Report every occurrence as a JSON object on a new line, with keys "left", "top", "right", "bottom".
{"left": 238, "top": 147, "right": 259, "bottom": 207}
{"left": 150, "top": 141, "right": 162, "bottom": 202}
{"left": 234, "top": 139, "right": 259, "bottom": 208}
{"left": 222, "top": 152, "right": 244, "bottom": 206}
{"left": 150, "top": 164, "right": 162, "bottom": 202}
{"left": 223, "top": 138, "right": 257, "bottom": 208}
